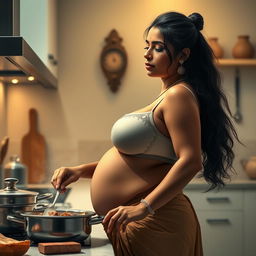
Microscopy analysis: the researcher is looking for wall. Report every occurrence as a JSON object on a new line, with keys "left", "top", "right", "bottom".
{"left": 4, "top": 0, "right": 256, "bottom": 191}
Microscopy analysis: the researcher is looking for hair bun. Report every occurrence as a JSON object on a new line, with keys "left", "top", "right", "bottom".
{"left": 188, "top": 13, "right": 204, "bottom": 31}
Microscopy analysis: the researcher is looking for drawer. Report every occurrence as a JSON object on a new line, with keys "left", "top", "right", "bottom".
{"left": 244, "top": 190, "right": 256, "bottom": 209}
{"left": 184, "top": 190, "right": 243, "bottom": 210}
{"left": 197, "top": 210, "right": 243, "bottom": 256}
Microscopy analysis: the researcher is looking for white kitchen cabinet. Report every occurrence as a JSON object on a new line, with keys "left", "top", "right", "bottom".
{"left": 184, "top": 187, "right": 256, "bottom": 256}
{"left": 20, "top": 0, "right": 58, "bottom": 77}
{"left": 244, "top": 190, "right": 256, "bottom": 256}
{"left": 196, "top": 210, "right": 243, "bottom": 256}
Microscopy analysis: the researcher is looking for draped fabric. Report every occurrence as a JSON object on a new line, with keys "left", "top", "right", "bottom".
{"left": 104, "top": 192, "right": 203, "bottom": 256}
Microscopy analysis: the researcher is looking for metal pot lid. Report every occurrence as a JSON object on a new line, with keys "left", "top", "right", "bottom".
{"left": 0, "top": 178, "right": 38, "bottom": 206}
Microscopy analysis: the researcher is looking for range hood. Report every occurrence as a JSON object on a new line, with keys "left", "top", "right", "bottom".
{"left": 0, "top": 0, "right": 57, "bottom": 89}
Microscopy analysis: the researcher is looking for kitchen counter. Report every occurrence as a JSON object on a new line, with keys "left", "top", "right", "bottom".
{"left": 26, "top": 224, "right": 114, "bottom": 256}
{"left": 185, "top": 177, "right": 256, "bottom": 190}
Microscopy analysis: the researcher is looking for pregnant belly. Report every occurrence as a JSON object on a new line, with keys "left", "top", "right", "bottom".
{"left": 90, "top": 147, "right": 171, "bottom": 215}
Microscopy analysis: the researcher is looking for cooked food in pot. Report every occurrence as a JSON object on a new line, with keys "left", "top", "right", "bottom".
{"left": 48, "top": 211, "right": 73, "bottom": 216}
{"left": 23, "top": 210, "right": 88, "bottom": 217}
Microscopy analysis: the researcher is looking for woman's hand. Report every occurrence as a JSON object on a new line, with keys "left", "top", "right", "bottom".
{"left": 51, "top": 167, "right": 81, "bottom": 191}
{"left": 102, "top": 203, "right": 149, "bottom": 234}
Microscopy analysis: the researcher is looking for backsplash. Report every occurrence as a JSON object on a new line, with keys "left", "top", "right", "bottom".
{"left": 78, "top": 140, "right": 113, "bottom": 163}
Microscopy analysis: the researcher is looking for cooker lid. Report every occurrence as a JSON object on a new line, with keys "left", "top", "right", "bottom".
{"left": 0, "top": 178, "right": 38, "bottom": 206}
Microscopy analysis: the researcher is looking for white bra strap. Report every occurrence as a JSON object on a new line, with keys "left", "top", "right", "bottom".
{"left": 151, "top": 98, "right": 164, "bottom": 112}
{"left": 179, "top": 85, "right": 197, "bottom": 101}
{"left": 151, "top": 84, "right": 199, "bottom": 113}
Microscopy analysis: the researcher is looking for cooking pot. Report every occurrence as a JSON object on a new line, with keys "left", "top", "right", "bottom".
{"left": 7, "top": 210, "right": 104, "bottom": 243}
{"left": 0, "top": 178, "right": 52, "bottom": 234}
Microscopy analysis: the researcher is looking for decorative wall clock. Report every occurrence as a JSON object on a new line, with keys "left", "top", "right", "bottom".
{"left": 100, "top": 29, "right": 127, "bottom": 93}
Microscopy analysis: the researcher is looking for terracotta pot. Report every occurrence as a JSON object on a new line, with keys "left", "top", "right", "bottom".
{"left": 232, "top": 35, "right": 254, "bottom": 58}
{"left": 208, "top": 37, "right": 224, "bottom": 58}
{"left": 241, "top": 156, "right": 256, "bottom": 179}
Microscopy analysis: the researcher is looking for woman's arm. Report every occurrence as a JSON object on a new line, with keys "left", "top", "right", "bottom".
{"left": 144, "top": 86, "right": 203, "bottom": 212}
{"left": 73, "top": 161, "right": 98, "bottom": 179}
{"left": 51, "top": 161, "right": 98, "bottom": 190}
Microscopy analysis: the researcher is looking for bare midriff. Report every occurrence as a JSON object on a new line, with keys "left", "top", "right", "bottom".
{"left": 90, "top": 147, "right": 173, "bottom": 216}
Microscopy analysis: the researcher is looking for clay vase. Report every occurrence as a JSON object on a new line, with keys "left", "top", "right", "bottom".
{"left": 232, "top": 35, "right": 254, "bottom": 58}
{"left": 241, "top": 156, "right": 256, "bottom": 179}
{"left": 208, "top": 37, "right": 224, "bottom": 58}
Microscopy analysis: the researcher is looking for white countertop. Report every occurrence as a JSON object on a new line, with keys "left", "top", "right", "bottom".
{"left": 27, "top": 224, "right": 114, "bottom": 256}
{"left": 185, "top": 177, "right": 256, "bottom": 190}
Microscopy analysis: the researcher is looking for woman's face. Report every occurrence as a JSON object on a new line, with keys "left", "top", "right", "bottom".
{"left": 144, "top": 27, "right": 179, "bottom": 78}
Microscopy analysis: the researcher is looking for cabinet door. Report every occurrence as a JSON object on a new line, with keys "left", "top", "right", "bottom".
{"left": 46, "top": 0, "right": 58, "bottom": 77}
{"left": 20, "top": 0, "right": 58, "bottom": 77}
{"left": 244, "top": 190, "right": 256, "bottom": 256}
{"left": 197, "top": 210, "right": 243, "bottom": 256}
{"left": 20, "top": 0, "right": 48, "bottom": 63}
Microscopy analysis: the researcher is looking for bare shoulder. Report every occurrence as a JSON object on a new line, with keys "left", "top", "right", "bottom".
{"left": 162, "top": 83, "right": 199, "bottom": 115}
{"left": 167, "top": 83, "right": 196, "bottom": 100}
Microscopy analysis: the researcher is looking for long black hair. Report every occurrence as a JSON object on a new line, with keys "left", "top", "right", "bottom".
{"left": 145, "top": 12, "right": 240, "bottom": 191}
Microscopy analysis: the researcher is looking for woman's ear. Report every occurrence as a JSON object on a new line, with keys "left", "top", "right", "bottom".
{"left": 180, "top": 48, "right": 191, "bottom": 62}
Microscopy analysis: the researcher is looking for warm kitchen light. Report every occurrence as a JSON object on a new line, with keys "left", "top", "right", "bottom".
{"left": 27, "top": 76, "right": 35, "bottom": 81}
{"left": 11, "top": 79, "right": 19, "bottom": 84}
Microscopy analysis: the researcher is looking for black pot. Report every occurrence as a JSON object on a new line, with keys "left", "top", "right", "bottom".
{"left": 0, "top": 178, "right": 52, "bottom": 234}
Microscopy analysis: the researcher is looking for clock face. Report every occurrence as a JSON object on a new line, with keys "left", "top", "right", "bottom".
{"left": 102, "top": 49, "right": 125, "bottom": 72}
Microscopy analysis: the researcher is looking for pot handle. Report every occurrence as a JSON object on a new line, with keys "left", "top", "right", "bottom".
{"left": 88, "top": 215, "right": 104, "bottom": 225}
{"left": 36, "top": 193, "right": 53, "bottom": 201}
{"left": 33, "top": 203, "right": 49, "bottom": 211}
{"left": 7, "top": 215, "right": 26, "bottom": 225}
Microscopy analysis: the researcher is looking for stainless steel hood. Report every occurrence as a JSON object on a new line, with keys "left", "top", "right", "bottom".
{"left": 0, "top": 0, "right": 57, "bottom": 89}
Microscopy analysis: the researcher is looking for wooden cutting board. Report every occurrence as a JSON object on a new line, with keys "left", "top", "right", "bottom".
{"left": 21, "top": 108, "right": 46, "bottom": 184}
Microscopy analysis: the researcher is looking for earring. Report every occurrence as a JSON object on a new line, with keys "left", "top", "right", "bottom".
{"left": 177, "top": 60, "right": 185, "bottom": 75}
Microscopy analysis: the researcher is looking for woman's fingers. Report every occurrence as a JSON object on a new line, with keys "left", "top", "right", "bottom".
{"left": 60, "top": 173, "right": 78, "bottom": 190}
{"left": 102, "top": 210, "right": 114, "bottom": 225}
{"left": 103, "top": 204, "right": 148, "bottom": 234}
{"left": 106, "top": 210, "right": 120, "bottom": 233}
{"left": 51, "top": 170, "right": 59, "bottom": 188}
{"left": 115, "top": 213, "right": 127, "bottom": 232}
{"left": 51, "top": 168, "right": 66, "bottom": 189}
{"left": 103, "top": 207, "right": 128, "bottom": 233}
{"left": 51, "top": 167, "right": 79, "bottom": 191}
{"left": 56, "top": 168, "right": 65, "bottom": 189}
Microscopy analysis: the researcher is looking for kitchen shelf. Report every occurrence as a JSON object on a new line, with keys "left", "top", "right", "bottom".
{"left": 216, "top": 58, "right": 256, "bottom": 66}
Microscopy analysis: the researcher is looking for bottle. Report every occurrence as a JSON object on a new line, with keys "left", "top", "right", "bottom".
{"left": 232, "top": 35, "right": 254, "bottom": 58}
{"left": 4, "top": 155, "right": 27, "bottom": 187}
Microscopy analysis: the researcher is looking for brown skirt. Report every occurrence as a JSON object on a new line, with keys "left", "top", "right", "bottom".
{"left": 104, "top": 192, "right": 203, "bottom": 256}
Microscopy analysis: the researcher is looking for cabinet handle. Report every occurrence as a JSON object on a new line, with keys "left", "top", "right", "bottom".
{"left": 206, "top": 197, "right": 230, "bottom": 203}
{"left": 206, "top": 218, "right": 230, "bottom": 224}
{"left": 48, "top": 54, "right": 58, "bottom": 65}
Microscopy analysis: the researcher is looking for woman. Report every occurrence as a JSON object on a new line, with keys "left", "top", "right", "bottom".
{"left": 51, "top": 12, "right": 239, "bottom": 256}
